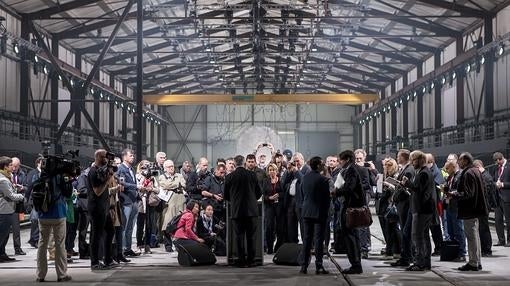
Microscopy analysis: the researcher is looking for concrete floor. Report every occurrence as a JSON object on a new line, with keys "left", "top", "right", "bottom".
{"left": 1, "top": 213, "right": 510, "bottom": 285}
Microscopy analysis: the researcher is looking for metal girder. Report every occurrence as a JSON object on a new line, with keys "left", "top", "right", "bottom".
{"left": 82, "top": 0, "right": 136, "bottom": 92}
{"left": 416, "top": 0, "right": 492, "bottom": 17}
{"left": 357, "top": 27, "right": 437, "bottom": 52}
{"left": 26, "top": 0, "right": 103, "bottom": 19}
{"left": 347, "top": 41, "right": 421, "bottom": 64}
{"left": 76, "top": 26, "right": 161, "bottom": 54}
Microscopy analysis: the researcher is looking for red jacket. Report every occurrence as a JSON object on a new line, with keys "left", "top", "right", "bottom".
{"left": 173, "top": 210, "right": 200, "bottom": 242}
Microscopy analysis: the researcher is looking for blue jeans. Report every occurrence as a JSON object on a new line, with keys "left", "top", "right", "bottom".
{"left": 122, "top": 204, "right": 138, "bottom": 251}
{"left": 446, "top": 209, "right": 466, "bottom": 257}
{"left": 0, "top": 213, "right": 14, "bottom": 256}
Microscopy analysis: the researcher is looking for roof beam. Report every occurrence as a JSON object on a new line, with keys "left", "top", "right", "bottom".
{"left": 416, "top": 0, "right": 493, "bottom": 17}
{"left": 347, "top": 41, "right": 421, "bottom": 64}
{"left": 357, "top": 27, "right": 438, "bottom": 52}
{"left": 26, "top": 0, "right": 103, "bottom": 20}
{"left": 143, "top": 93, "right": 379, "bottom": 105}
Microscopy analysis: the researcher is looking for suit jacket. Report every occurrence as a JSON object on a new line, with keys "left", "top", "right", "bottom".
{"left": 336, "top": 163, "right": 365, "bottom": 209}
{"left": 405, "top": 166, "right": 436, "bottom": 215}
{"left": 224, "top": 167, "right": 262, "bottom": 218}
{"left": 494, "top": 161, "right": 510, "bottom": 203}
{"left": 457, "top": 167, "right": 488, "bottom": 219}
{"left": 301, "top": 170, "right": 331, "bottom": 221}
{"left": 394, "top": 163, "right": 415, "bottom": 204}
{"left": 116, "top": 163, "right": 138, "bottom": 206}
{"left": 282, "top": 164, "right": 311, "bottom": 209}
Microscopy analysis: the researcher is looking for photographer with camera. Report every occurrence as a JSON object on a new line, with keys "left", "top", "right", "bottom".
{"left": 197, "top": 204, "right": 226, "bottom": 256}
{"left": 135, "top": 160, "right": 160, "bottom": 254}
{"left": 87, "top": 149, "right": 119, "bottom": 270}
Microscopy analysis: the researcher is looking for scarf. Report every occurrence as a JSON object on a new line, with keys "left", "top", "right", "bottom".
{"left": 201, "top": 214, "right": 213, "bottom": 233}
{"left": 0, "top": 169, "right": 12, "bottom": 180}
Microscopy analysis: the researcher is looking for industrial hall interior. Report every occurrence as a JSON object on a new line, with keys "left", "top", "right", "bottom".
{"left": 2, "top": 0, "right": 510, "bottom": 285}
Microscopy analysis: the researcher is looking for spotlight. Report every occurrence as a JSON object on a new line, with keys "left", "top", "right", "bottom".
{"left": 413, "top": 91, "right": 417, "bottom": 98}
{"left": 465, "top": 64, "right": 471, "bottom": 73}
{"left": 142, "top": 113, "right": 145, "bottom": 118}
{"left": 497, "top": 45, "right": 504, "bottom": 56}
{"left": 100, "top": 92, "right": 104, "bottom": 99}
{"left": 406, "top": 94, "right": 410, "bottom": 101}
{"left": 121, "top": 103, "right": 125, "bottom": 108}
{"left": 399, "top": 98, "right": 403, "bottom": 105}
{"left": 89, "top": 88, "right": 95, "bottom": 95}
{"left": 34, "top": 55, "right": 39, "bottom": 63}
{"left": 43, "top": 65, "right": 49, "bottom": 75}
{"left": 13, "top": 42, "right": 20, "bottom": 55}
{"left": 422, "top": 86, "right": 426, "bottom": 94}
{"left": 430, "top": 82, "right": 435, "bottom": 90}
{"left": 58, "top": 74, "right": 62, "bottom": 81}
{"left": 480, "top": 55, "right": 485, "bottom": 65}
{"left": 70, "top": 78, "right": 75, "bottom": 87}
{"left": 394, "top": 102, "right": 398, "bottom": 107}
{"left": 452, "top": 71, "right": 457, "bottom": 80}
{"left": 441, "top": 76, "right": 446, "bottom": 85}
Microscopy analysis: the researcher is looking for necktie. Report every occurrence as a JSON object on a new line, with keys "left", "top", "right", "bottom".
{"left": 499, "top": 166, "right": 503, "bottom": 178}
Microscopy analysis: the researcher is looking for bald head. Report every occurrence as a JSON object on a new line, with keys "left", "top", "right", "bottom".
{"left": 11, "top": 157, "right": 20, "bottom": 172}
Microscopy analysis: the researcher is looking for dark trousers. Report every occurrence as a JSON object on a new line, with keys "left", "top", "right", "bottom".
{"left": 478, "top": 214, "right": 492, "bottom": 254}
{"left": 28, "top": 209, "right": 40, "bottom": 245}
{"left": 89, "top": 211, "right": 115, "bottom": 266}
{"left": 430, "top": 224, "right": 443, "bottom": 252}
{"left": 10, "top": 213, "right": 21, "bottom": 250}
{"left": 446, "top": 209, "right": 466, "bottom": 257}
{"left": 494, "top": 202, "right": 510, "bottom": 243}
{"left": 65, "top": 207, "right": 78, "bottom": 252}
{"left": 274, "top": 202, "right": 287, "bottom": 252}
{"left": 232, "top": 216, "right": 257, "bottom": 264}
{"left": 264, "top": 203, "right": 277, "bottom": 254}
{"left": 286, "top": 197, "right": 299, "bottom": 243}
{"left": 359, "top": 193, "right": 372, "bottom": 252}
{"left": 343, "top": 223, "right": 362, "bottom": 269}
{"left": 412, "top": 214, "right": 432, "bottom": 268}
{"left": 301, "top": 218, "right": 327, "bottom": 268}
{"left": 0, "top": 213, "right": 13, "bottom": 256}
{"left": 378, "top": 215, "right": 389, "bottom": 246}
{"left": 114, "top": 226, "right": 123, "bottom": 259}
{"left": 77, "top": 208, "right": 90, "bottom": 256}
{"left": 136, "top": 206, "right": 155, "bottom": 247}
{"left": 398, "top": 201, "right": 413, "bottom": 263}
{"left": 386, "top": 221, "right": 402, "bottom": 256}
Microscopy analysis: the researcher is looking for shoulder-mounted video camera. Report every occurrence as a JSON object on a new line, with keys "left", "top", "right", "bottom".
{"left": 41, "top": 150, "right": 81, "bottom": 177}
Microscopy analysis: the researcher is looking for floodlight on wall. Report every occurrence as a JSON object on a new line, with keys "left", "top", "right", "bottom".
{"left": 430, "top": 81, "right": 435, "bottom": 90}
{"left": 441, "top": 76, "right": 446, "bottom": 86}
{"left": 34, "top": 55, "right": 39, "bottom": 63}
{"left": 99, "top": 92, "right": 104, "bottom": 99}
{"left": 43, "top": 65, "right": 49, "bottom": 75}
{"left": 13, "top": 41, "right": 19, "bottom": 55}
{"left": 480, "top": 55, "right": 486, "bottom": 65}
{"left": 406, "top": 94, "right": 411, "bottom": 101}
{"left": 70, "top": 78, "right": 75, "bottom": 87}
{"left": 413, "top": 91, "right": 417, "bottom": 98}
{"left": 497, "top": 44, "right": 504, "bottom": 56}
{"left": 465, "top": 63, "right": 471, "bottom": 73}
{"left": 421, "top": 86, "right": 426, "bottom": 94}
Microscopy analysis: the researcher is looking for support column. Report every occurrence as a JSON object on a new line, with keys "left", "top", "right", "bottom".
{"left": 380, "top": 89, "right": 386, "bottom": 154}
{"left": 456, "top": 37, "right": 465, "bottom": 143}
{"left": 19, "top": 17, "right": 30, "bottom": 139}
{"left": 390, "top": 83, "right": 397, "bottom": 152}
{"left": 109, "top": 77, "right": 115, "bottom": 136}
{"left": 434, "top": 51, "right": 442, "bottom": 146}
{"left": 50, "top": 38, "right": 59, "bottom": 135}
{"left": 122, "top": 83, "right": 128, "bottom": 143}
{"left": 417, "top": 64, "right": 424, "bottom": 149}
{"left": 135, "top": 0, "right": 144, "bottom": 161}
{"left": 402, "top": 73, "right": 409, "bottom": 140}
{"left": 484, "top": 16, "right": 494, "bottom": 139}
{"left": 372, "top": 113, "right": 377, "bottom": 155}
{"left": 93, "top": 72, "right": 100, "bottom": 147}
{"left": 74, "top": 53, "right": 82, "bottom": 145}
{"left": 365, "top": 113, "right": 370, "bottom": 153}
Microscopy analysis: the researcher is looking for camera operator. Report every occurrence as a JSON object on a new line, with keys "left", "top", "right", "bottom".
{"left": 135, "top": 160, "right": 160, "bottom": 254}
{"left": 87, "top": 149, "right": 119, "bottom": 270}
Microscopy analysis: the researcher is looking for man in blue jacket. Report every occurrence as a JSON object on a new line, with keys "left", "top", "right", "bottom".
{"left": 116, "top": 149, "right": 141, "bottom": 257}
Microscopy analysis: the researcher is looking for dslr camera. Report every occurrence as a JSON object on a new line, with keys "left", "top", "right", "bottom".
{"left": 96, "top": 151, "right": 117, "bottom": 182}
{"left": 140, "top": 162, "right": 160, "bottom": 179}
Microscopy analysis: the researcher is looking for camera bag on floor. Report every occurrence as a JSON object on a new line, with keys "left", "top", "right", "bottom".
{"left": 175, "top": 243, "right": 216, "bottom": 266}
{"left": 272, "top": 243, "right": 303, "bottom": 266}
{"left": 440, "top": 240, "right": 460, "bottom": 261}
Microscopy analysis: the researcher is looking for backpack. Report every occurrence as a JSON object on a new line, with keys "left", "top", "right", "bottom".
{"left": 32, "top": 175, "right": 73, "bottom": 213}
{"left": 164, "top": 212, "right": 184, "bottom": 239}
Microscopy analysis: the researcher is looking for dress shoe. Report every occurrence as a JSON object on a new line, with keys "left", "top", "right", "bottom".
{"left": 104, "top": 261, "right": 119, "bottom": 268}
{"left": 494, "top": 242, "right": 505, "bottom": 246}
{"left": 144, "top": 245, "right": 152, "bottom": 254}
{"left": 247, "top": 261, "right": 258, "bottom": 268}
{"left": 452, "top": 256, "right": 466, "bottom": 262}
{"left": 431, "top": 250, "right": 440, "bottom": 256}
{"left": 406, "top": 264, "right": 427, "bottom": 271}
{"left": 0, "top": 255, "right": 16, "bottom": 262}
{"left": 57, "top": 275, "right": 72, "bottom": 282}
{"left": 79, "top": 255, "right": 90, "bottom": 260}
{"left": 35, "top": 278, "right": 45, "bottom": 282}
{"left": 361, "top": 251, "right": 368, "bottom": 259}
{"left": 15, "top": 249, "right": 26, "bottom": 255}
{"left": 390, "top": 260, "right": 410, "bottom": 267}
{"left": 341, "top": 267, "right": 363, "bottom": 274}
{"left": 482, "top": 252, "right": 492, "bottom": 257}
{"left": 299, "top": 267, "right": 307, "bottom": 274}
{"left": 505, "top": 243, "right": 510, "bottom": 247}
{"left": 28, "top": 241, "right": 38, "bottom": 249}
{"left": 315, "top": 266, "right": 329, "bottom": 274}
{"left": 91, "top": 262, "right": 109, "bottom": 270}
{"left": 458, "top": 263, "right": 479, "bottom": 271}
{"left": 118, "top": 256, "right": 131, "bottom": 263}
{"left": 124, "top": 249, "right": 140, "bottom": 257}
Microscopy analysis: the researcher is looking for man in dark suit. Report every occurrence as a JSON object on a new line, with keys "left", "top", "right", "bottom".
{"left": 492, "top": 152, "right": 510, "bottom": 246}
{"left": 282, "top": 152, "right": 311, "bottom": 243}
{"left": 116, "top": 149, "right": 140, "bottom": 257}
{"left": 299, "top": 157, "right": 331, "bottom": 275}
{"left": 224, "top": 155, "right": 262, "bottom": 267}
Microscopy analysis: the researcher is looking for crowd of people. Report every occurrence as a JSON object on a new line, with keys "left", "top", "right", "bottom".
{"left": 0, "top": 146, "right": 508, "bottom": 280}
